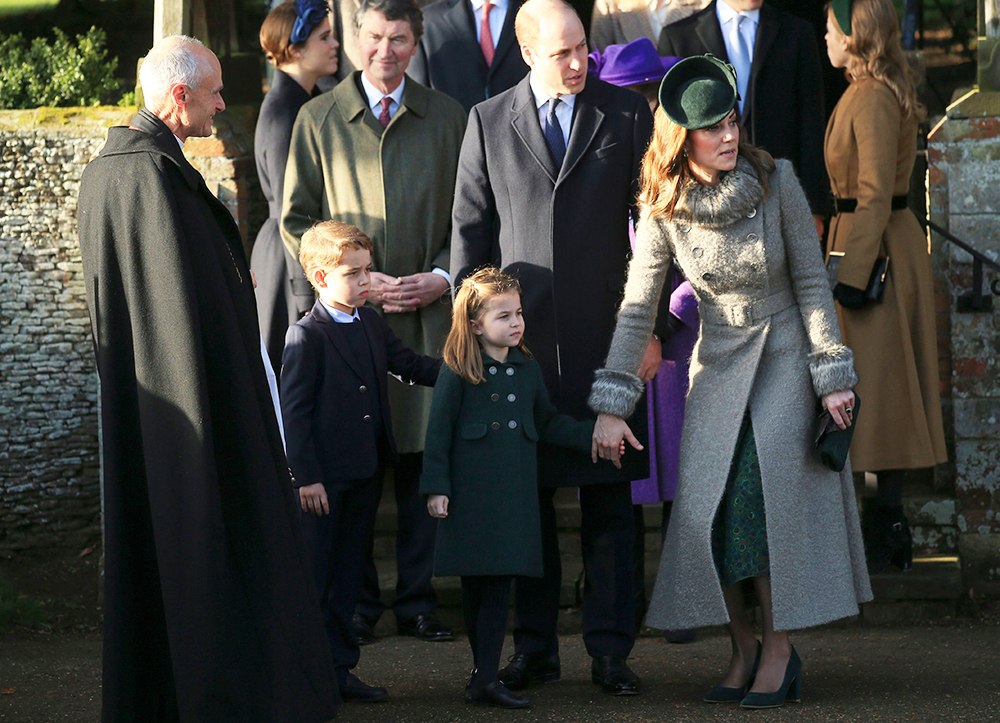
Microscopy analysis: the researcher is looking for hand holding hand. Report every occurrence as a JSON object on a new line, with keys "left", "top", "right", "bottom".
{"left": 592, "top": 413, "right": 643, "bottom": 469}
{"left": 368, "top": 272, "right": 401, "bottom": 307}
{"left": 299, "top": 483, "right": 329, "bottom": 516}
{"left": 380, "top": 272, "right": 450, "bottom": 313}
{"left": 637, "top": 335, "right": 663, "bottom": 383}
{"left": 821, "top": 389, "right": 855, "bottom": 431}
{"left": 427, "top": 494, "right": 449, "bottom": 518}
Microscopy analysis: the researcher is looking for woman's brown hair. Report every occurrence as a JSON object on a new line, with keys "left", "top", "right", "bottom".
{"left": 444, "top": 267, "right": 531, "bottom": 385}
{"left": 828, "top": 0, "right": 924, "bottom": 120}
{"left": 260, "top": 0, "right": 299, "bottom": 67}
{"left": 638, "top": 109, "right": 775, "bottom": 220}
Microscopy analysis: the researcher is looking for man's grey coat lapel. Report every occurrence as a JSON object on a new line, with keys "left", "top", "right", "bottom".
{"left": 510, "top": 77, "right": 560, "bottom": 183}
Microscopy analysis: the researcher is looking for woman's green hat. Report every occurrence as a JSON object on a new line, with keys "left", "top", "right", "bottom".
{"left": 657, "top": 54, "right": 739, "bottom": 130}
{"left": 831, "top": 0, "right": 852, "bottom": 35}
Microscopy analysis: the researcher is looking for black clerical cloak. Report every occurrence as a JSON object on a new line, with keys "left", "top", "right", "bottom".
{"left": 77, "top": 108, "right": 338, "bottom": 723}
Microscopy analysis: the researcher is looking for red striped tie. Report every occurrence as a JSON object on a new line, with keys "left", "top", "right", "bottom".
{"left": 481, "top": 1, "right": 495, "bottom": 66}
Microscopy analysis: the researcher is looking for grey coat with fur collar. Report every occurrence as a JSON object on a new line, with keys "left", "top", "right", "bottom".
{"left": 590, "top": 158, "right": 872, "bottom": 631}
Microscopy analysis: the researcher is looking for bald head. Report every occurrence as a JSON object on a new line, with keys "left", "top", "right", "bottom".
{"left": 516, "top": 0, "right": 588, "bottom": 97}
{"left": 514, "top": 0, "right": 579, "bottom": 50}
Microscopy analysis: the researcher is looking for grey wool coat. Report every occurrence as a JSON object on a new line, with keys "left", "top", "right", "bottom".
{"left": 420, "top": 350, "right": 594, "bottom": 577}
{"left": 281, "top": 74, "right": 466, "bottom": 452}
{"left": 589, "top": 158, "right": 873, "bottom": 632}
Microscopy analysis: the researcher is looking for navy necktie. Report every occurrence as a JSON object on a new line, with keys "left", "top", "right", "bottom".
{"left": 543, "top": 98, "right": 566, "bottom": 167}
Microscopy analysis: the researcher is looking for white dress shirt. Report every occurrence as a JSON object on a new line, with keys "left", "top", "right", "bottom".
{"left": 360, "top": 72, "right": 406, "bottom": 121}
{"left": 321, "top": 301, "right": 361, "bottom": 323}
{"left": 529, "top": 71, "right": 576, "bottom": 147}
{"left": 471, "top": 0, "right": 508, "bottom": 44}
{"left": 260, "top": 335, "right": 286, "bottom": 450}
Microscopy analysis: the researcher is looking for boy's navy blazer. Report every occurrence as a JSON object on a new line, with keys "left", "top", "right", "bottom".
{"left": 280, "top": 301, "right": 442, "bottom": 486}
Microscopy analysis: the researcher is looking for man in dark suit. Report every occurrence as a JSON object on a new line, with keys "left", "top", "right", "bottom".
{"left": 451, "top": 0, "right": 670, "bottom": 696}
{"left": 409, "top": 0, "right": 530, "bottom": 112}
{"left": 658, "top": 0, "right": 828, "bottom": 233}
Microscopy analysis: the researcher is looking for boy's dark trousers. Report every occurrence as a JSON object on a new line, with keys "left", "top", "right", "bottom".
{"left": 462, "top": 575, "right": 513, "bottom": 687}
{"left": 299, "top": 472, "right": 384, "bottom": 686}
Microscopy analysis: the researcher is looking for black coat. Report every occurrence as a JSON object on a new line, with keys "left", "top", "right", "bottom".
{"left": 451, "top": 75, "right": 664, "bottom": 486}
{"left": 281, "top": 301, "right": 442, "bottom": 486}
{"left": 658, "top": 0, "right": 828, "bottom": 214}
{"left": 409, "top": 0, "right": 529, "bottom": 113}
{"left": 77, "top": 108, "right": 338, "bottom": 723}
{"left": 251, "top": 69, "right": 317, "bottom": 373}
{"left": 420, "top": 351, "right": 593, "bottom": 576}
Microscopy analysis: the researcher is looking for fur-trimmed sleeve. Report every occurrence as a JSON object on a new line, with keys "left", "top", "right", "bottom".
{"left": 776, "top": 160, "right": 859, "bottom": 396}
{"left": 588, "top": 208, "right": 674, "bottom": 418}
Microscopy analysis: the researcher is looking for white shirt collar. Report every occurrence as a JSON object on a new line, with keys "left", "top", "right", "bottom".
{"left": 716, "top": 0, "right": 760, "bottom": 27}
{"left": 173, "top": 134, "right": 185, "bottom": 149}
{"left": 321, "top": 300, "right": 361, "bottom": 323}
{"left": 360, "top": 71, "right": 406, "bottom": 113}
{"left": 528, "top": 71, "right": 577, "bottom": 113}
{"left": 470, "top": 0, "right": 508, "bottom": 10}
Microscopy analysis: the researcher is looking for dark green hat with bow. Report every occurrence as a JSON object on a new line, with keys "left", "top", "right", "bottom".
{"left": 832, "top": 0, "right": 853, "bottom": 35}
{"left": 657, "top": 54, "right": 739, "bottom": 130}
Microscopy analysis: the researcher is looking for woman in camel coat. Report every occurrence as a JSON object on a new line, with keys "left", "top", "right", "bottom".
{"left": 824, "top": 0, "right": 947, "bottom": 573}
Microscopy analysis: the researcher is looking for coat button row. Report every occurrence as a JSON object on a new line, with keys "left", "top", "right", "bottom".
{"left": 746, "top": 208, "right": 757, "bottom": 219}
{"left": 506, "top": 368, "right": 514, "bottom": 376}
{"left": 746, "top": 232, "right": 759, "bottom": 243}
{"left": 363, "top": 414, "right": 372, "bottom": 422}
{"left": 359, "top": 385, "right": 367, "bottom": 393}
{"left": 488, "top": 366, "right": 497, "bottom": 374}
{"left": 693, "top": 247, "right": 704, "bottom": 258}
{"left": 702, "top": 272, "right": 714, "bottom": 281}
{"left": 490, "top": 421, "right": 518, "bottom": 430}
{"left": 491, "top": 421, "right": 500, "bottom": 430}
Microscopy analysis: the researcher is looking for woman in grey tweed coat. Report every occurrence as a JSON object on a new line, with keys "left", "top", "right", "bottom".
{"left": 589, "top": 56, "right": 872, "bottom": 707}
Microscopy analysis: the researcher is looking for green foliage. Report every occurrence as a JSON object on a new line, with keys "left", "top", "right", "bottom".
{"left": 0, "top": 578, "right": 50, "bottom": 630}
{"left": 0, "top": 27, "right": 123, "bottom": 109}
{"left": 117, "top": 90, "right": 136, "bottom": 107}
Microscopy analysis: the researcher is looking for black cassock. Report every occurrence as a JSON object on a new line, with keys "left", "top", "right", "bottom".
{"left": 77, "top": 108, "right": 339, "bottom": 723}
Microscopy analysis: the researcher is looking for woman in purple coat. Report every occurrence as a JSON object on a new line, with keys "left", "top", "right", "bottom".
{"left": 589, "top": 40, "right": 697, "bottom": 638}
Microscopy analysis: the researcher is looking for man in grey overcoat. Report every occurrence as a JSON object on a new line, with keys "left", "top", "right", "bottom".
{"left": 451, "top": 0, "right": 671, "bottom": 695}
{"left": 282, "top": 0, "right": 466, "bottom": 643}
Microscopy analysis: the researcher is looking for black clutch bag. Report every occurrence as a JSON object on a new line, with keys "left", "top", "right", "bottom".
{"left": 826, "top": 252, "right": 889, "bottom": 304}
{"left": 815, "top": 391, "right": 861, "bottom": 472}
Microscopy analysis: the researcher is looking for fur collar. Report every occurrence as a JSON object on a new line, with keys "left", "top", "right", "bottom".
{"left": 673, "top": 157, "right": 764, "bottom": 228}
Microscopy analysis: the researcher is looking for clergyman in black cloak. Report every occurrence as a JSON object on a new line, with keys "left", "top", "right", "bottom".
{"left": 76, "top": 35, "right": 339, "bottom": 723}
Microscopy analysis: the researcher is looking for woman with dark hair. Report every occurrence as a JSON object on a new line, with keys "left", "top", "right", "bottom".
{"left": 589, "top": 55, "right": 871, "bottom": 708}
{"left": 824, "top": 0, "right": 947, "bottom": 573}
{"left": 252, "top": 0, "right": 339, "bottom": 373}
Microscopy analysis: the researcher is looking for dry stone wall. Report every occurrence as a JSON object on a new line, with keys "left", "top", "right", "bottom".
{"left": 0, "top": 107, "right": 261, "bottom": 554}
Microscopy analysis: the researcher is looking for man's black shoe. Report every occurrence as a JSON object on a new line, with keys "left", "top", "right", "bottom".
{"left": 340, "top": 673, "right": 388, "bottom": 703}
{"left": 465, "top": 680, "right": 530, "bottom": 709}
{"left": 498, "top": 653, "right": 561, "bottom": 691}
{"left": 397, "top": 612, "right": 454, "bottom": 642}
{"left": 591, "top": 655, "right": 641, "bottom": 695}
{"left": 352, "top": 613, "right": 376, "bottom": 646}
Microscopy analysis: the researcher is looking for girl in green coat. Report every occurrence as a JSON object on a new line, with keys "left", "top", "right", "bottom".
{"left": 420, "top": 268, "right": 602, "bottom": 709}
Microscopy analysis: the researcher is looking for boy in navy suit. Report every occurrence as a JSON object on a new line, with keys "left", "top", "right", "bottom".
{"left": 281, "top": 220, "right": 442, "bottom": 703}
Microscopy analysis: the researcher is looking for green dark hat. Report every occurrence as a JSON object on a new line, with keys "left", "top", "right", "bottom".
{"left": 831, "top": 0, "right": 852, "bottom": 35}
{"left": 657, "top": 54, "right": 739, "bottom": 130}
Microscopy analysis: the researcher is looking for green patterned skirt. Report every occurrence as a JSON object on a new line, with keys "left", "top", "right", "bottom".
{"left": 711, "top": 412, "right": 770, "bottom": 587}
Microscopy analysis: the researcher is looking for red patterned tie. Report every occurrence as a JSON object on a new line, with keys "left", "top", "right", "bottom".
{"left": 481, "top": 1, "right": 495, "bottom": 66}
{"left": 379, "top": 96, "right": 392, "bottom": 129}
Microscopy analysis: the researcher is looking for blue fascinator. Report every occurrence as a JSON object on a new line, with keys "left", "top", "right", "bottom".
{"left": 290, "top": 0, "right": 330, "bottom": 45}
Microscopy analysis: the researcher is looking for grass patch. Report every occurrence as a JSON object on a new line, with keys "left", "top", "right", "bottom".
{"left": 0, "top": 578, "right": 51, "bottom": 630}
{"left": 0, "top": 0, "right": 59, "bottom": 15}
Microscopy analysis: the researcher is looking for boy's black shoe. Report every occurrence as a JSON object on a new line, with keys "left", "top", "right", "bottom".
{"left": 591, "top": 655, "right": 641, "bottom": 696}
{"left": 465, "top": 681, "right": 530, "bottom": 709}
{"left": 397, "top": 612, "right": 454, "bottom": 642}
{"left": 340, "top": 673, "right": 388, "bottom": 703}
{"left": 498, "top": 653, "right": 561, "bottom": 690}
{"left": 352, "top": 613, "right": 376, "bottom": 646}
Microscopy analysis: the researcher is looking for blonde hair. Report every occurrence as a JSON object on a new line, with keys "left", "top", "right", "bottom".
{"left": 298, "top": 220, "right": 375, "bottom": 292}
{"left": 828, "top": 0, "right": 924, "bottom": 119}
{"left": 638, "top": 110, "right": 775, "bottom": 220}
{"left": 444, "top": 267, "right": 531, "bottom": 385}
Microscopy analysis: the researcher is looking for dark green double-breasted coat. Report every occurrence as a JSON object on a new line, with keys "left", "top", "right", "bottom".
{"left": 420, "top": 350, "right": 594, "bottom": 577}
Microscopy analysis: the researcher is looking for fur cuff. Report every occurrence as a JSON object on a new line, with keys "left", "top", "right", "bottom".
{"left": 588, "top": 369, "right": 645, "bottom": 418}
{"left": 809, "top": 346, "right": 859, "bottom": 397}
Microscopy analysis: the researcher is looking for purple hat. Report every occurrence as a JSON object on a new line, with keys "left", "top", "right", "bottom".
{"left": 588, "top": 38, "right": 682, "bottom": 88}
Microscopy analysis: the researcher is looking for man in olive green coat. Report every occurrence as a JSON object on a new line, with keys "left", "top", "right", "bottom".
{"left": 282, "top": 0, "right": 467, "bottom": 642}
